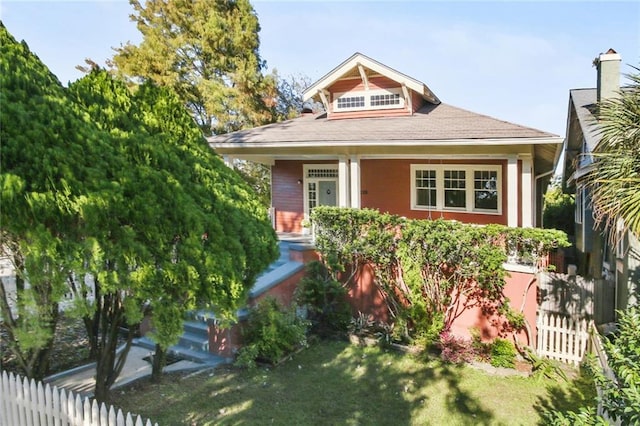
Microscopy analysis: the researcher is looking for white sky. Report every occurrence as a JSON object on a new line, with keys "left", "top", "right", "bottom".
{"left": 1, "top": 1, "right": 639, "bottom": 136}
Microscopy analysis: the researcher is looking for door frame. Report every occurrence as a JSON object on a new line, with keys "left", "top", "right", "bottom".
{"left": 302, "top": 164, "right": 339, "bottom": 219}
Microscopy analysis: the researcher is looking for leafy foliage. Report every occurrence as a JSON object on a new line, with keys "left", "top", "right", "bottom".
{"left": 598, "top": 307, "right": 640, "bottom": 424}
{"left": 65, "top": 69, "right": 278, "bottom": 394}
{"left": 543, "top": 183, "right": 575, "bottom": 236}
{"left": 1, "top": 21, "right": 278, "bottom": 397}
{"left": 585, "top": 65, "right": 640, "bottom": 242}
{"left": 236, "top": 298, "right": 309, "bottom": 369}
{"left": 0, "top": 23, "right": 114, "bottom": 380}
{"left": 438, "top": 331, "right": 475, "bottom": 364}
{"left": 310, "top": 207, "right": 569, "bottom": 349}
{"left": 295, "top": 261, "right": 352, "bottom": 337}
{"left": 111, "top": 0, "right": 277, "bottom": 135}
{"left": 545, "top": 307, "right": 640, "bottom": 425}
{"left": 490, "top": 338, "right": 517, "bottom": 368}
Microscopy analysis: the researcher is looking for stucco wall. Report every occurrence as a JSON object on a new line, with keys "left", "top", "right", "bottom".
{"left": 344, "top": 263, "right": 538, "bottom": 347}
{"left": 360, "top": 159, "right": 509, "bottom": 225}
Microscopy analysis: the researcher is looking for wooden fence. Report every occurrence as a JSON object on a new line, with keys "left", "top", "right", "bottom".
{"left": 536, "top": 312, "right": 591, "bottom": 366}
{"left": 0, "top": 371, "right": 157, "bottom": 426}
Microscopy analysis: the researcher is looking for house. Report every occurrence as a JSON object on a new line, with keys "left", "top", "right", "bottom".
{"left": 209, "top": 53, "right": 563, "bottom": 234}
{"left": 561, "top": 49, "right": 639, "bottom": 324}
{"left": 208, "top": 53, "right": 564, "bottom": 346}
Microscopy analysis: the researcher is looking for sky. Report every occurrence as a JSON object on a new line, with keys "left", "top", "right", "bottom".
{"left": 1, "top": 1, "right": 639, "bottom": 137}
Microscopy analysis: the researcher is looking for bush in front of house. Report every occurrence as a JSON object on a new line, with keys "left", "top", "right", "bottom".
{"left": 490, "top": 338, "right": 517, "bottom": 368}
{"left": 236, "top": 297, "right": 309, "bottom": 369}
{"left": 295, "top": 261, "right": 352, "bottom": 337}
{"left": 438, "top": 331, "right": 476, "bottom": 364}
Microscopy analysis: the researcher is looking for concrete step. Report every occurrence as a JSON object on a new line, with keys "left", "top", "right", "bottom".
{"left": 183, "top": 320, "right": 209, "bottom": 336}
{"left": 133, "top": 336, "right": 223, "bottom": 365}
{"left": 177, "top": 331, "right": 209, "bottom": 352}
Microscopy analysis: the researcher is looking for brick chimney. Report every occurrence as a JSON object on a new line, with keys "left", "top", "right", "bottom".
{"left": 596, "top": 48, "right": 621, "bottom": 102}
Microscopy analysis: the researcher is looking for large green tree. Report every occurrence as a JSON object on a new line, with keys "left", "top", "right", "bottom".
{"left": 2, "top": 22, "right": 278, "bottom": 399}
{"left": 586, "top": 66, "right": 640, "bottom": 242}
{"left": 110, "top": 0, "right": 276, "bottom": 135}
{"left": 66, "top": 69, "right": 278, "bottom": 397}
{"left": 0, "top": 22, "right": 118, "bottom": 380}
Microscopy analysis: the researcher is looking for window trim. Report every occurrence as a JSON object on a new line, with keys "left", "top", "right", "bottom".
{"left": 410, "top": 164, "right": 502, "bottom": 215}
{"left": 333, "top": 88, "right": 404, "bottom": 112}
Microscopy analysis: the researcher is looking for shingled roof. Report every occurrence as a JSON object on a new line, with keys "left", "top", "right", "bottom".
{"left": 209, "top": 102, "right": 557, "bottom": 146}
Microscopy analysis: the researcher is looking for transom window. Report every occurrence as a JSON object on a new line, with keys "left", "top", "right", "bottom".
{"left": 334, "top": 89, "right": 405, "bottom": 112}
{"left": 411, "top": 164, "right": 502, "bottom": 214}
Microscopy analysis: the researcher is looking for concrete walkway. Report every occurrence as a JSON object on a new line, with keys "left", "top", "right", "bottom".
{"left": 44, "top": 344, "right": 220, "bottom": 398}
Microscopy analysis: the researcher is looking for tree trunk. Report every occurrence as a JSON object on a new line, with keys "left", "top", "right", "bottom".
{"left": 93, "top": 291, "right": 130, "bottom": 402}
{"left": 151, "top": 343, "right": 166, "bottom": 383}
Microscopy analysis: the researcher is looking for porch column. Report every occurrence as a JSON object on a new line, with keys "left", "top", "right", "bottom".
{"left": 350, "top": 155, "right": 361, "bottom": 208}
{"left": 507, "top": 156, "right": 519, "bottom": 227}
{"left": 338, "top": 156, "right": 350, "bottom": 207}
{"left": 520, "top": 155, "right": 533, "bottom": 228}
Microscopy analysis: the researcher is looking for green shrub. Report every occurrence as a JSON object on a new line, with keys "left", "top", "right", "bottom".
{"left": 236, "top": 298, "right": 309, "bottom": 369}
{"left": 490, "top": 338, "right": 517, "bottom": 368}
{"left": 296, "top": 261, "right": 352, "bottom": 337}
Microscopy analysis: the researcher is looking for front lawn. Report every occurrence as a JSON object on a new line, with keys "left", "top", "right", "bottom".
{"left": 109, "top": 340, "right": 594, "bottom": 425}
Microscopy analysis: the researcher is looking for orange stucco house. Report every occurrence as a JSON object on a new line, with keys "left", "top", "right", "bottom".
{"left": 208, "top": 53, "right": 563, "bottom": 345}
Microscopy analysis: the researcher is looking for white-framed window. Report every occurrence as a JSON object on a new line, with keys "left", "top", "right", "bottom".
{"left": 410, "top": 164, "right": 501, "bottom": 214}
{"left": 575, "top": 186, "right": 584, "bottom": 224}
{"left": 333, "top": 88, "right": 404, "bottom": 112}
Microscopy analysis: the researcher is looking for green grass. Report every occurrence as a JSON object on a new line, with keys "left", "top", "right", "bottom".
{"left": 108, "top": 340, "right": 595, "bottom": 425}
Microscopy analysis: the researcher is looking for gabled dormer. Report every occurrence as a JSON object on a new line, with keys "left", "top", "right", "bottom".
{"left": 303, "top": 52, "right": 440, "bottom": 120}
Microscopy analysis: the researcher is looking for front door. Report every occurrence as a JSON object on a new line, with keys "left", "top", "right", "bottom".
{"left": 304, "top": 165, "right": 339, "bottom": 219}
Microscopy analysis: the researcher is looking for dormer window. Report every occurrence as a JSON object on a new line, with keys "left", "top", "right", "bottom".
{"left": 334, "top": 88, "right": 405, "bottom": 112}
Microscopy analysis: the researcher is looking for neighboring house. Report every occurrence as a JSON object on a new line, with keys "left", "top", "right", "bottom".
{"left": 562, "top": 49, "right": 639, "bottom": 324}
{"left": 209, "top": 53, "right": 563, "bottom": 234}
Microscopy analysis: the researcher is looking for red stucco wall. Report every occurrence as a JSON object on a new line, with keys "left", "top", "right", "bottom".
{"left": 450, "top": 269, "right": 538, "bottom": 347}
{"left": 360, "top": 159, "right": 509, "bottom": 225}
{"left": 344, "top": 264, "right": 538, "bottom": 347}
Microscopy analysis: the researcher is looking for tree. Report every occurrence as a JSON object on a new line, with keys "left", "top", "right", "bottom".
{"left": 585, "top": 66, "right": 640, "bottom": 242}
{"left": 110, "top": 0, "right": 277, "bottom": 135}
{"left": 543, "top": 181, "right": 575, "bottom": 236}
{"left": 66, "top": 69, "right": 278, "bottom": 397}
{"left": 0, "top": 23, "right": 117, "bottom": 380}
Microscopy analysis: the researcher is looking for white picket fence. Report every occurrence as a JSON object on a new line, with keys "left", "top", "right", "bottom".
{"left": 0, "top": 371, "right": 157, "bottom": 426}
{"left": 536, "top": 312, "right": 591, "bottom": 366}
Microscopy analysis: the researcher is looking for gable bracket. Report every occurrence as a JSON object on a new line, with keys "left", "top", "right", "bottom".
{"left": 357, "top": 63, "right": 369, "bottom": 90}
{"left": 317, "top": 89, "right": 330, "bottom": 112}
{"left": 402, "top": 84, "right": 413, "bottom": 112}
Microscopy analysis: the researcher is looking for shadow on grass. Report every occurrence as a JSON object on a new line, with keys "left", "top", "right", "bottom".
{"left": 532, "top": 362, "right": 597, "bottom": 425}
{"left": 110, "top": 340, "right": 501, "bottom": 425}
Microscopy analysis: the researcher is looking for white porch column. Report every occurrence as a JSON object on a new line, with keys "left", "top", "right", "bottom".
{"left": 520, "top": 155, "right": 533, "bottom": 228}
{"left": 338, "top": 157, "right": 350, "bottom": 207}
{"left": 507, "top": 156, "right": 519, "bottom": 227}
{"left": 350, "top": 155, "right": 361, "bottom": 208}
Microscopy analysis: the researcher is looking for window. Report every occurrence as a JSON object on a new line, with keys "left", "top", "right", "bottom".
{"left": 444, "top": 170, "right": 466, "bottom": 209}
{"left": 411, "top": 164, "right": 501, "bottom": 214}
{"left": 575, "top": 186, "right": 584, "bottom": 224}
{"left": 370, "top": 93, "right": 401, "bottom": 107}
{"left": 334, "top": 89, "right": 404, "bottom": 112}
{"left": 474, "top": 170, "right": 498, "bottom": 210}
{"left": 336, "top": 96, "right": 365, "bottom": 109}
{"left": 415, "top": 169, "right": 436, "bottom": 207}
